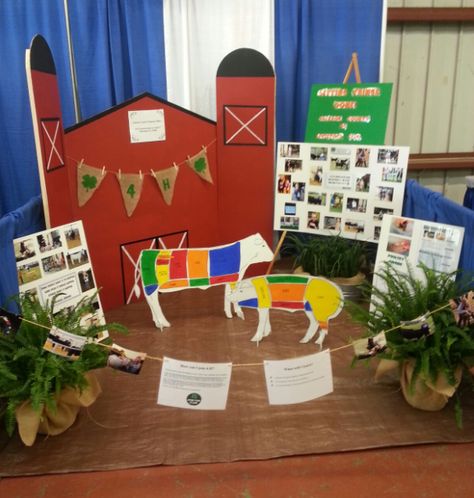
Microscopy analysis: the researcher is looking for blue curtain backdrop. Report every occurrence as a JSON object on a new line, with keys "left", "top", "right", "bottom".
{"left": 0, "top": 0, "right": 383, "bottom": 307}
{"left": 0, "top": 0, "right": 74, "bottom": 217}
{"left": 275, "top": 0, "right": 384, "bottom": 142}
{"left": 67, "top": 0, "right": 167, "bottom": 121}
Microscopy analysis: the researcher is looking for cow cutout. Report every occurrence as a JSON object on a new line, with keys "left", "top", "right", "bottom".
{"left": 140, "top": 233, "right": 274, "bottom": 329}
{"left": 228, "top": 274, "right": 344, "bottom": 347}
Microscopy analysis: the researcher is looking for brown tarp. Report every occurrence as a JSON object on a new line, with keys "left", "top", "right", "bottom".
{"left": 1, "top": 286, "right": 473, "bottom": 476}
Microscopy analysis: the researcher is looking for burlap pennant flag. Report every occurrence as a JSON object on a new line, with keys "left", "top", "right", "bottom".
{"left": 152, "top": 164, "right": 179, "bottom": 205}
{"left": 186, "top": 148, "right": 213, "bottom": 184}
{"left": 77, "top": 160, "right": 106, "bottom": 207}
{"left": 116, "top": 171, "right": 144, "bottom": 217}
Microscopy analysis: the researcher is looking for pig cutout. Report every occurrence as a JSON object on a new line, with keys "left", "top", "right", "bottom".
{"left": 140, "top": 233, "right": 274, "bottom": 329}
{"left": 228, "top": 274, "right": 344, "bottom": 347}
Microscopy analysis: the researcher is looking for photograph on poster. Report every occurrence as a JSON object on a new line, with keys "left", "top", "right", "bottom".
{"left": 355, "top": 148, "right": 370, "bottom": 167}
{"left": 37, "top": 229, "right": 62, "bottom": 253}
{"left": 324, "top": 216, "right": 341, "bottom": 231}
{"left": 308, "top": 192, "right": 326, "bottom": 206}
{"left": 355, "top": 174, "right": 370, "bottom": 192}
{"left": 309, "top": 166, "right": 323, "bottom": 186}
{"left": 284, "top": 203, "right": 297, "bottom": 215}
{"left": 387, "top": 235, "right": 411, "bottom": 256}
{"left": 67, "top": 249, "right": 89, "bottom": 269}
{"left": 382, "top": 166, "right": 404, "bottom": 183}
{"left": 274, "top": 142, "right": 409, "bottom": 242}
{"left": 330, "top": 156, "right": 350, "bottom": 171}
{"left": 277, "top": 174, "right": 291, "bottom": 194}
{"left": 65, "top": 226, "right": 82, "bottom": 250}
{"left": 329, "top": 192, "right": 344, "bottom": 212}
{"left": 376, "top": 186, "right": 394, "bottom": 201}
{"left": 377, "top": 148, "right": 399, "bottom": 164}
{"left": 14, "top": 239, "right": 36, "bottom": 262}
{"left": 310, "top": 147, "right": 328, "bottom": 161}
{"left": 285, "top": 159, "right": 303, "bottom": 172}
{"left": 291, "top": 182, "right": 306, "bottom": 202}
{"left": 346, "top": 197, "right": 367, "bottom": 213}
{"left": 390, "top": 217, "right": 414, "bottom": 236}
{"left": 17, "top": 261, "right": 41, "bottom": 285}
{"left": 280, "top": 216, "right": 299, "bottom": 230}
{"left": 41, "top": 253, "right": 67, "bottom": 275}
{"left": 373, "top": 207, "right": 394, "bottom": 221}
{"left": 307, "top": 212, "right": 320, "bottom": 230}
{"left": 279, "top": 143, "right": 300, "bottom": 158}
{"left": 344, "top": 220, "right": 365, "bottom": 234}
{"left": 374, "top": 226, "right": 382, "bottom": 240}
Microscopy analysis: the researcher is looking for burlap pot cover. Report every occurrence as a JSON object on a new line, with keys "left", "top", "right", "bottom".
{"left": 399, "top": 360, "right": 462, "bottom": 412}
{"left": 15, "top": 372, "right": 102, "bottom": 446}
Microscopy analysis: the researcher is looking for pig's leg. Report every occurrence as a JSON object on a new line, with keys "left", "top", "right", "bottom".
{"left": 251, "top": 308, "right": 269, "bottom": 342}
{"left": 300, "top": 310, "right": 318, "bottom": 343}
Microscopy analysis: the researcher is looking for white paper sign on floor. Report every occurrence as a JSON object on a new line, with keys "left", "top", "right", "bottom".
{"left": 157, "top": 357, "right": 232, "bottom": 410}
{"left": 263, "top": 350, "right": 333, "bottom": 405}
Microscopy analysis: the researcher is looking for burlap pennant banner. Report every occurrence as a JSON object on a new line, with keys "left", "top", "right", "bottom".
{"left": 116, "top": 171, "right": 144, "bottom": 217}
{"left": 77, "top": 160, "right": 106, "bottom": 207}
{"left": 186, "top": 147, "right": 213, "bottom": 184}
{"left": 152, "top": 164, "right": 179, "bottom": 206}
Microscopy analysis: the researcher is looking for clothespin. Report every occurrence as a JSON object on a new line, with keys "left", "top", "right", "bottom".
{"left": 118, "top": 169, "right": 122, "bottom": 180}
{"left": 78, "top": 159, "right": 84, "bottom": 169}
{"left": 150, "top": 169, "right": 156, "bottom": 178}
{"left": 101, "top": 166, "right": 106, "bottom": 176}
{"left": 139, "top": 170, "right": 143, "bottom": 180}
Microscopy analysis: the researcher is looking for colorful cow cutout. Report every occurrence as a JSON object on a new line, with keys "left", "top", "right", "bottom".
{"left": 228, "top": 274, "right": 344, "bottom": 347}
{"left": 140, "top": 233, "right": 274, "bottom": 329}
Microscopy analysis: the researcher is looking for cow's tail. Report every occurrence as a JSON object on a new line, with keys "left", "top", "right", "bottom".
{"left": 134, "top": 255, "right": 142, "bottom": 299}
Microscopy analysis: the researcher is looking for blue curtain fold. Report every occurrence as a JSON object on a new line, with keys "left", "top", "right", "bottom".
{"left": 403, "top": 179, "right": 474, "bottom": 278}
{"left": 275, "top": 0, "right": 384, "bottom": 143}
{"left": 0, "top": 196, "right": 45, "bottom": 312}
{"left": 67, "top": 0, "right": 167, "bottom": 120}
{"left": 0, "top": 0, "right": 74, "bottom": 217}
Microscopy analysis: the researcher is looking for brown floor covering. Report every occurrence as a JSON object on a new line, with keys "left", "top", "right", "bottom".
{"left": 1, "top": 283, "right": 474, "bottom": 487}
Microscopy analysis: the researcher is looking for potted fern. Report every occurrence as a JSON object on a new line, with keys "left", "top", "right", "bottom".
{"left": 283, "top": 232, "right": 368, "bottom": 300}
{"left": 0, "top": 293, "right": 126, "bottom": 446}
{"left": 348, "top": 262, "right": 474, "bottom": 426}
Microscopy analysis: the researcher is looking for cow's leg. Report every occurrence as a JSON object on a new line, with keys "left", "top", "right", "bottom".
{"left": 144, "top": 291, "right": 171, "bottom": 330}
{"left": 263, "top": 314, "right": 272, "bottom": 337}
{"left": 251, "top": 308, "right": 270, "bottom": 342}
{"left": 300, "top": 310, "right": 319, "bottom": 343}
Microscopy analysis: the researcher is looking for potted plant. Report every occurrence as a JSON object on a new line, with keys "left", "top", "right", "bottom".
{"left": 283, "top": 232, "right": 369, "bottom": 300}
{"left": 0, "top": 293, "right": 126, "bottom": 446}
{"left": 348, "top": 261, "right": 474, "bottom": 427}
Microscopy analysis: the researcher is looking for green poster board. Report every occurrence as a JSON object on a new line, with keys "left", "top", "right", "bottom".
{"left": 304, "top": 83, "right": 392, "bottom": 145}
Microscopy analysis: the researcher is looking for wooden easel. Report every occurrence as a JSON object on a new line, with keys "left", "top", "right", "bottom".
{"left": 266, "top": 53, "right": 362, "bottom": 274}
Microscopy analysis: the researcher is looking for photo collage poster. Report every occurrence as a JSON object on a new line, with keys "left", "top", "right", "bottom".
{"left": 14, "top": 220, "right": 107, "bottom": 334}
{"left": 371, "top": 214, "right": 464, "bottom": 309}
{"left": 274, "top": 142, "right": 410, "bottom": 243}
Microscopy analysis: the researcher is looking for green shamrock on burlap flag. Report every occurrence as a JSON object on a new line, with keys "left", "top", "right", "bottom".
{"left": 77, "top": 161, "right": 107, "bottom": 207}
{"left": 116, "top": 172, "right": 144, "bottom": 217}
{"left": 185, "top": 148, "right": 213, "bottom": 184}
{"left": 152, "top": 164, "right": 179, "bottom": 205}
